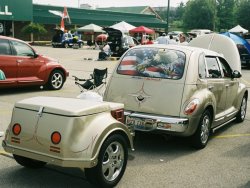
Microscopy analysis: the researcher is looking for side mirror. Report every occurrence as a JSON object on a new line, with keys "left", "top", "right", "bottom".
{"left": 232, "top": 70, "right": 242, "bottom": 79}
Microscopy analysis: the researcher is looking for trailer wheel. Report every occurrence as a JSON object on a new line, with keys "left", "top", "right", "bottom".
{"left": 13, "top": 154, "right": 46, "bottom": 169}
{"left": 85, "top": 134, "right": 128, "bottom": 188}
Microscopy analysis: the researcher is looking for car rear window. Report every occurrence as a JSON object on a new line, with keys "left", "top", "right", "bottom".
{"left": 117, "top": 47, "right": 186, "bottom": 79}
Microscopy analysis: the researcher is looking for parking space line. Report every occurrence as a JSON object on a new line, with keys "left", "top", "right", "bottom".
{"left": 0, "top": 150, "right": 12, "bottom": 158}
{"left": 214, "top": 133, "right": 250, "bottom": 138}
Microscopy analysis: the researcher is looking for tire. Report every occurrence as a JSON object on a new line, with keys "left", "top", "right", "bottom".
{"left": 236, "top": 95, "right": 247, "bottom": 123}
{"left": 47, "top": 70, "right": 64, "bottom": 90}
{"left": 13, "top": 154, "right": 46, "bottom": 169}
{"left": 85, "top": 134, "right": 128, "bottom": 188}
{"left": 191, "top": 110, "right": 211, "bottom": 149}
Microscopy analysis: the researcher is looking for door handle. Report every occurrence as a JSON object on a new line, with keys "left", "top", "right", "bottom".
{"left": 16, "top": 59, "right": 23, "bottom": 63}
{"left": 225, "top": 84, "right": 230, "bottom": 87}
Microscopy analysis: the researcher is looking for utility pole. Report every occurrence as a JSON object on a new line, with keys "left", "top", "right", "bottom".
{"left": 166, "top": 0, "right": 170, "bottom": 33}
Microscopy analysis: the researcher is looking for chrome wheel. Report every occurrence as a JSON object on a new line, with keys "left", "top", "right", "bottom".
{"left": 236, "top": 95, "right": 247, "bottom": 123}
{"left": 200, "top": 115, "right": 210, "bottom": 145}
{"left": 47, "top": 70, "right": 64, "bottom": 90}
{"left": 240, "top": 97, "right": 247, "bottom": 120}
{"left": 191, "top": 110, "right": 211, "bottom": 149}
{"left": 102, "top": 141, "right": 124, "bottom": 182}
{"left": 85, "top": 134, "right": 128, "bottom": 188}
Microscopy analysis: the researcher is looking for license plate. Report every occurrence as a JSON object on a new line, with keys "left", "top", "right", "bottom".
{"left": 126, "top": 116, "right": 155, "bottom": 131}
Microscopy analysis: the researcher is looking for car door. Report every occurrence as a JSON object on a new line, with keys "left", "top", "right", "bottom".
{"left": 0, "top": 38, "right": 17, "bottom": 86}
{"left": 218, "top": 57, "right": 239, "bottom": 120}
{"left": 10, "top": 40, "right": 45, "bottom": 85}
{"left": 205, "top": 56, "right": 227, "bottom": 126}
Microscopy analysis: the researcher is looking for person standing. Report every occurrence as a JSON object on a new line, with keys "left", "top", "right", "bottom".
{"left": 178, "top": 33, "right": 189, "bottom": 45}
{"left": 156, "top": 33, "right": 169, "bottom": 44}
{"left": 168, "top": 35, "right": 178, "bottom": 44}
{"left": 146, "top": 36, "right": 154, "bottom": 44}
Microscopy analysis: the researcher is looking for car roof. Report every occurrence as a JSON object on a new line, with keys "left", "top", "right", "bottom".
{"left": 0, "top": 35, "right": 26, "bottom": 43}
{"left": 131, "top": 44, "right": 221, "bottom": 57}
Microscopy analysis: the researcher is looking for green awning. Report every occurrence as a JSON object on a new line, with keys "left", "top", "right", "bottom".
{"left": 33, "top": 5, "right": 167, "bottom": 29}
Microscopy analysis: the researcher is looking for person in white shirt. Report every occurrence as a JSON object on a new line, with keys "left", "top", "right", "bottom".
{"left": 168, "top": 34, "right": 178, "bottom": 45}
{"left": 178, "top": 33, "right": 189, "bottom": 45}
{"left": 98, "top": 42, "right": 111, "bottom": 60}
{"left": 157, "top": 33, "right": 169, "bottom": 44}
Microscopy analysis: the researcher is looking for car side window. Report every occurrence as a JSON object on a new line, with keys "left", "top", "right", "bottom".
{"left": 10, "top": 41, "right": 34, "bottom": 57}
{"left": 0, "top": 39, "right": 11, "bottom": 55}
{"left": 198, "top": 53, "right": 207, "bottom": 79}
{"left": 217, "top": 57, "right": 232, "bottom": 78}
{"left": 205, "top": 56, "right": 222, "bottom": 78}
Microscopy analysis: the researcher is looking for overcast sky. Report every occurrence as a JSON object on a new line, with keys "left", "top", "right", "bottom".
{"left": 33, "top": 0, "right": 188, "bottom": 8}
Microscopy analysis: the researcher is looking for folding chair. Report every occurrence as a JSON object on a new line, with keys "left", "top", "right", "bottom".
{"left": 73, "top": 68, "right": 108, "bottom": 94}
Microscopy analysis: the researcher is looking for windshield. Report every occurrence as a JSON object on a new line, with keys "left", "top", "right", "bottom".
{"left": 117, "top": 47, "right": 186, "bottom": 79}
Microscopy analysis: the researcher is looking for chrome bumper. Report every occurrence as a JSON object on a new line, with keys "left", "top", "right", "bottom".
{"left": 125, "top": 111, "right": 189, "bottom": 133}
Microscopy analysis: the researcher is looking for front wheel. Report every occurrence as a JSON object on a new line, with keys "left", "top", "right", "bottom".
{"left": 236, "top": 95, "right": 247, "bottom": 123}
{"left": 191, "top": 110, "right": 211, "bottom": 149}
{"left": 13, "top": 154, "right": 46, "bottom": 168}
{"left": 47, "top": 70, "right": 65, "bottom": 90}
{"left": 85, "top": 134, "right": 128, "bottom": 188}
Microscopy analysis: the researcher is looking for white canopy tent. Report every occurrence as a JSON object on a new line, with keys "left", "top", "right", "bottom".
{"left": 77, "top": 23, "right": 104, "bottom": 33}
{"left": 110, "top": 21, "right": 136, "bottom": 34}
{"left": 229, "top": 25, "right": 248, "bottom": 34}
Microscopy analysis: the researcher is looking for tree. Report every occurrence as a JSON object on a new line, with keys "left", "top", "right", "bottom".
{"left": 236, "top": 0, "right": 250, "bottom": 31}
{"left": 182, "top": 0, "right": 214, "bottom": 30}
{"left": 21, "top": 23, "right": 47, "bottom": 42}
{"left": 217, "top": 0, "right": 236, "bottom": 31}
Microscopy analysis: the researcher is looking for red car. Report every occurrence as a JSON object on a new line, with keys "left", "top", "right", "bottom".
{"left": 0, "top": 36, "right": 69, "bottom": 90}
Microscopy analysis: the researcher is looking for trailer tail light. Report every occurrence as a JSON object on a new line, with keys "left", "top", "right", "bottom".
{"left": 111, "top": 109, "right": 125, "bottom": 123}
{"left": 51, "top": 131, "right": 61, "bottom": 145}
{"left": 12, "top": 123, "right": 21, "bottom": 136}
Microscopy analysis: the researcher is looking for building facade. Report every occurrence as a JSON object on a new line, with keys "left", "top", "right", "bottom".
{"left": 0, "top": 0, "right": 167, "bottom": 41}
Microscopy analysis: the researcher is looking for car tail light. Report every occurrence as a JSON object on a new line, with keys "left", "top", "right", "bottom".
{"left": 12, "top": 123, "right": 21, "bottom": 136}
{"left": 111, "top": 109, "right": 125, "bottom": 123}
{"left": 51, "top": 131, "right": 61, "bottom": 145}
{"left": 184, "top": 99, "right": 200, "bottom": 115}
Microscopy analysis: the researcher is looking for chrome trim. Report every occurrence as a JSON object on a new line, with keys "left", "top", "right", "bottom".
{"left": 124, "top": 111, "right": 189, "bottom": 133}
{"left": 212, "top": 117, "right": 236, "bottom": 133}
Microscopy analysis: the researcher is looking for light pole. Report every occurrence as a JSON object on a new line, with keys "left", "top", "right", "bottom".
{"left": 166, "top": 0, "right": 170, "bottom": 33}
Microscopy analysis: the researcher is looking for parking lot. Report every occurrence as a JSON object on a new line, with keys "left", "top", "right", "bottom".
{"left": 0, "top": 46, "right": 250, "bottom": 188}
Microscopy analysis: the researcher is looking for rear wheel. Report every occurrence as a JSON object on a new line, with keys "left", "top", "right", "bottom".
{"left": 85, "top": 134, "right": 128, "bottom": 188}
{"left": 191, "top": 110, "right": 211, "bottom": 149}
{"left": 47, "top": 70, "right": 64, "bottom": 90}
{"left": 236, "top": 95, "right": 247, "bottom": 122}
{"left": 13, "top": 154, "right": 46, "bottom": 168}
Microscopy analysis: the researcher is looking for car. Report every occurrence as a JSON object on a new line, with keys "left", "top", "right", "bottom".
{"left": 2, "top": 96, "right": 134, "bottom": 187}
{"left": 52, "top": 29, "right": 83, "bottom": 48}
{"left": 0, "top": 36, "right": 69, "bottom": 90}
{"left": 104, "top": 28, "right": 140, "bottom": 57}
{"left": 104, "top": 33, "right": 248, "bottom": 149}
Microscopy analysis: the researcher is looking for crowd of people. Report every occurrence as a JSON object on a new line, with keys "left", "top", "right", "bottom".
{"left": 155, "top": 32, "right": 190, "bottom": 45}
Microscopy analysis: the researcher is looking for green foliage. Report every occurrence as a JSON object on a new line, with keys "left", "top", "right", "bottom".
{"left": 217, "top": 0, "right": 236, "bottom": 31}
{"left": 21, "top": 23, "right": 47, "bottom": 35}
{"left": 236, "top": 0, "right": 250, "bottom": 31}
{"left": 182, "top": 0, "right": 214, "bottom": 30}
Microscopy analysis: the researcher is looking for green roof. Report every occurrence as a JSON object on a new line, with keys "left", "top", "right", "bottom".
{"left": 33, "top": 5, "right": 167, "bottom": 29}
{"left": 97, "top": 6, "right": 149, "bottom": 14}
